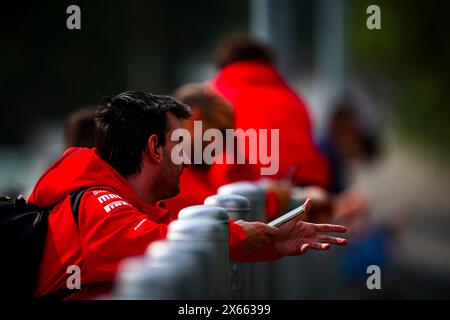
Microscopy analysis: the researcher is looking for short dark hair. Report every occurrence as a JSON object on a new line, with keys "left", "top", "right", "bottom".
{"left": 64, "top": 108, "right": 96, "bottom": 148}
{"left": 95, "top": 91, "right": 192, "bottom": 177}
{"left": 214, "top": 36, "right": 275, "bottom": 69}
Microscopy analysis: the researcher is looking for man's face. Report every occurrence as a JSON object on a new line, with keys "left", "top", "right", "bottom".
{"left": 157, "top": 112, "right": 185, "bottom": 199}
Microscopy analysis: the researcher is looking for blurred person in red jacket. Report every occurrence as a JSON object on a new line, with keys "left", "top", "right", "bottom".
{"left": 29, "top": 91, "right": 347, "bottom": 299}
{"left": 210, "top": 36, "right": 330, "bottom": 189}
{"left": 209, "top": 36, "right": 334, "bottom": 223}
{"left": 164, "top": 83, "right": 292, "bottom": 220}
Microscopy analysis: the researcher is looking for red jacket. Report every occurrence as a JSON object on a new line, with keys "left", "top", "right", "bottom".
{"left": 211, "top": 61, "right": 330, "bottom": 188}
{"left": 29, "top": 148, "right": 279, "bottom": 299}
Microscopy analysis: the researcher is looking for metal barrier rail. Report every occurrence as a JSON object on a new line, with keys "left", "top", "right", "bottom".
{"left": 113, "top": 181, "right": 308, "bottom": 300}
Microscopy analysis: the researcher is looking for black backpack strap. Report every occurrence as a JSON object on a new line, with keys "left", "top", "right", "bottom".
{"left": 35, "top": 187, "right": 99, "bottom": 300}
{"left": 70, "top": 187, "right": 90, "bottom": 225}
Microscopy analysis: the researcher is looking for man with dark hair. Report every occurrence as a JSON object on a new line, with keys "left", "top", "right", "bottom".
{"left": 30, "top": 91, "right": 192, "bottom": 299}
{"left": 29, "top": 91, "right": 347, "bottom": 299}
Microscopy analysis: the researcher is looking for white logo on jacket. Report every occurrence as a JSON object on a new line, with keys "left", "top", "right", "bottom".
{"left": 103, "top": 200, "right": 130, "bottom": 213}
{"left": 97, "top": 193, "right": 123, "bottom": 204}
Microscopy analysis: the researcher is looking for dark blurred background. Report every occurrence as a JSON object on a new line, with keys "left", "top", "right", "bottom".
{"left": 1, "top": 0, "right": 449, "bottom": 299}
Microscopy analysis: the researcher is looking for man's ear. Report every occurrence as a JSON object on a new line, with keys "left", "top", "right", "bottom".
{"left": 147, "top": 134, "right": 162, "bottom": 163}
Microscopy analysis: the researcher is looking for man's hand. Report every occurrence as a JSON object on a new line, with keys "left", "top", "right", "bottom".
{"left": 273, "top": 198, "right": 348, "bottom": 256}
{"left": 234, "top": 220, "right": 281, "bottom": 251}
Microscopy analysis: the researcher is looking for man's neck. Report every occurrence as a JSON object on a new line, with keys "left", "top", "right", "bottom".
{"left": 126, "top": 172, "right": 159, "bottom": 205}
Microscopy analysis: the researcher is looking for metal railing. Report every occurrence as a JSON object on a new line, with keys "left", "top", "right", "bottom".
{"left": 113, "top": 181, "right": 306, "bottom": 300}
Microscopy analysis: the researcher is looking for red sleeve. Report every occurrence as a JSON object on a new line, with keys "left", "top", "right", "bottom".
{"left": 79, "top": 188, "right": 168, "bottom": 283}
{"left": 229, "top": 221, "right": 281, "bottom": 262}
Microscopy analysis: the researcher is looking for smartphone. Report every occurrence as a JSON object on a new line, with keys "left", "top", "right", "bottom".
{"left": 268, "top": 201, "right": 307, "bottom": 227}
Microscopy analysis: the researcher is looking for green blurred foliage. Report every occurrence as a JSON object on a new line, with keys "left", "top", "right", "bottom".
{"left": 348, "top": 0, "right": 450, "bottom": 158}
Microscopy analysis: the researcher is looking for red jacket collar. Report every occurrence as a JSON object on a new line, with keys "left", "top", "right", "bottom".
{"left": 29, "top": 147, "right": 170, "bottom": 222}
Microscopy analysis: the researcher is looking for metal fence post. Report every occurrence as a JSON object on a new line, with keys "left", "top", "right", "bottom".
{"left": 217, "top": 181, "right": 272, "bottom": 299}
{"left": 168, "top": 214, "right": 229, "bottom": 299}
{"left": 204, "top": 194, "right": 251, "bottom": 299}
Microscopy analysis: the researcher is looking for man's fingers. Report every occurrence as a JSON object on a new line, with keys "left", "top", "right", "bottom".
{"left": 297, "top": 243, "right": 310, "bottom": 254}
{"left": 315, "top": 223, "right": 347, "bottom": 233}
{"left": 307, "top": 242, "right": 331, "bottom": 250}
{"left": 317, "top": 235, "right": 348, "bottom": 245}
{"left": 297, "top": 241, "right": 332, "bottom": 254}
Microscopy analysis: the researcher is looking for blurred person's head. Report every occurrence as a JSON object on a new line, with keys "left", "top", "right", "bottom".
{"left": 95, "top": 91, "right": 192, "bottom": 204}
{"left": 64, "top": 108, "right": 96, "bottom": 149}
{"left": 173, "top": 83, "right": 234, "bottom": 166}
{"left": 213, "top": 35, "right": 275, "bottom": 69}
{"left": 328, "top": 94, "right": 380, "bottom": 165}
